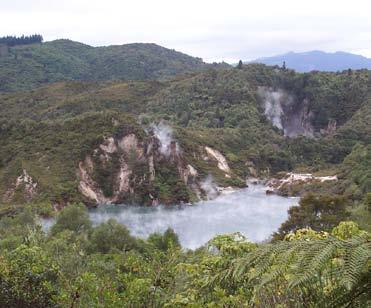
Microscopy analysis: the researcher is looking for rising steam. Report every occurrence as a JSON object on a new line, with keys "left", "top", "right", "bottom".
{"left": 200, "top": 175, "right": 219, "bottom": 200}
{"left": 41, "top": 185, "right": 298, "bottom": 249}
{"left": 257, "top": 87, "right": 314, "bottom": 137}
{"left": 257, "top": 86, "right": 293, "bottom": 130}
{"left": 150, "top": 122, "right": 179, "bottom": 156}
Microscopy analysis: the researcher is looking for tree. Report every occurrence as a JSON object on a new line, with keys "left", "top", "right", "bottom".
{"left": 148, "top": 228, "right": 180, "bottom": 251}
{"left": 0, "top": 34, "right": 43, "bottom": 46}
{"left": 51, "top": 203, "right": 91, "bottom": 235}
{"left": 274, "top": 193, "right": 349, "bottom": 239}
{"left": 88, "top": 219, "right": 137, "bottom": 253}
{"left": 237, "top": 60, "right": 243, "bottom": 69}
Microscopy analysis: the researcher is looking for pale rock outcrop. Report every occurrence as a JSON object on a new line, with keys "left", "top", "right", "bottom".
{"left": 117, "top": 162, "right": 132, "bottom": 193}
{"left": 99, "top": 137, "right": 117, "bottom": 154}
{"left": 217, "top": 186, "right": 237, "bottom": 195}
{"left": 78, "top": 133, "right": 144, "bottom": 204}
{"left": 179, "top": 164, "right": 198, "bottom": 184}
{"left": 320, "top": 119, "right": 337, "bottom": 136}
{"left": 266, "top": 172, "right": 338, "bottom": 195}
{"left": 148, "top": 155, "right": 155, "bottom": 181}
{"left": 204, "top": 146, "right": 230, "bottom": 173}
{"left": 78, "top": 160, "right": 110, "bottom": 204}
{"left": 3, "top": 169, "right": 38, "bottom": 202}
{"left": 187, "top": 164, "right": 198, "bottom": 177}
{"left": 118, "top": 134, "right": 144, "bottom": 157}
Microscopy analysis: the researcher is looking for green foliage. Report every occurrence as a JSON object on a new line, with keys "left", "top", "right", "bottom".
{"left": 148, "top": 228, "right": 181, "bottom": 252}
{"left": 0, "top": 207, "right": 368, "bottom": 307}
{"left": 284, "top": 227, "right": 330, "bottom": 241}
{"left": 214, "top": 234, "right": 370, "bottom": 307}
{"left": 153, "top": 162, "right": 191, "bottom": 203}
{"left": 331, "top": 221, "right": 367, "bottom": 240}
{"left": 51, "top": 203, "right": 92, "bottom": 235}
{"left": 339, "top": 143, "right": 371, "bottom": 198}
{"left": 274, "top": 193, "right": 350, "bottom": 239}
{"left": 0, "top": 65, "right": 369, "bottom": 207}
{"left": 0, "top": 245, "right": 60, "bottom": 308}
{"left": 88, "top": 219, "right": 137, "bottom": 253}
{"left": 0, "top": 34, "right": 43, "bottom": 46}
{"left": 208, "top": 233, "right": 256, "bottom": 256}
{"left": 0, "top": 40, "right": 220, "bottom": 92}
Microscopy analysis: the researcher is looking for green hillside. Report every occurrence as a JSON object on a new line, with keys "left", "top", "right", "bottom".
{"left": 0, "top": 64, "right": 369, "bottom": 209}
{"left": 0, "top": 39, "right": 225, "bottom": 92}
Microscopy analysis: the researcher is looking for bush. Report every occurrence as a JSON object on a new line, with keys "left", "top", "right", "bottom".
{"left": 0, "top": 245, "right": 60, "bottom": 308}
{"left": 51, "top": 203, "right": 91, "bottom": 235}
{"left": 88, "top": 219, "right": 137, "bottom": 253}
{"left": 148, "top": 228, "right": 180, "bottom": 251}
{"left": 274, "top": 193, "right": 349, "bottom": 239}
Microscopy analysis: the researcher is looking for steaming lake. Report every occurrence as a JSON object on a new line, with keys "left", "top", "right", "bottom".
{"left": 65, "top": 185, "right": 297, "bottom": 249}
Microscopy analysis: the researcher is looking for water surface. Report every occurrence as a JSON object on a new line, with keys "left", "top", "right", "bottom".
{"left": 87, "top": 185, "right": 298, "bottom": 249}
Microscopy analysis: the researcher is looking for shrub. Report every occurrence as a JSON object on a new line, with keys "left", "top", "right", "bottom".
{"left": 51, "top": 203, "right": 91, "bottom": 235}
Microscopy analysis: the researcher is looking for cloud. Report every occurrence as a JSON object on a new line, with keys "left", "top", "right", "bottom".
{"left": 1, "top": 0, "right": 370, "bottom": 62}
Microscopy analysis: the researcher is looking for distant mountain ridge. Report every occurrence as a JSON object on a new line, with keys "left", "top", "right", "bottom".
{"left": 251, "top": 50, "right": 371, "bottom": 72}
{"left": 0, "top": 39, "right": 227, "bottom": 92}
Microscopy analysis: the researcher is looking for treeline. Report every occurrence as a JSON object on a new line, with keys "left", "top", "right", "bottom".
{"left": 0, "top": 34, "right": 43, "bottom": 46}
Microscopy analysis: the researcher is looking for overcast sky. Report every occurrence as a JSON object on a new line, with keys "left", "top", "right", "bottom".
{"left": 1, "top": 0, "right": 371, "bottom": 63}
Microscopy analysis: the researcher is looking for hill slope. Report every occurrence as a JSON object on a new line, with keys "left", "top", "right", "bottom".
{"left": 0, "top": 39, "right": 225, "bottom": 92}
{"left": 252, "top": 51, "right": 371, "bottom": 72}
{"left": 0, "top": 64, "right": 369, "bottom": 207}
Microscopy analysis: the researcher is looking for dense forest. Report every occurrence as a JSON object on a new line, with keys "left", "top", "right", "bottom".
{"left": 0, "top": 38, "right": 369, "bottom": 306}
{"left": 0, "top": 34, "right": 43, "bottom": 46}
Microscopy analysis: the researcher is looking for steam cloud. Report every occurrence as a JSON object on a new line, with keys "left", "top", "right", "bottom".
{"left": 200, "top": 175, "right": 219, "bottom": 200}
{"left": 150, "top": 122, "right": 179, "bottom": 156}
{"left": 257, "top": 86, "right": 293, "bottom": 130}
{"left": 257, "top": 86, "right": 314, "bottom": 138}
{"left": 41, "top": 185, "right": 298, "bottom": 249}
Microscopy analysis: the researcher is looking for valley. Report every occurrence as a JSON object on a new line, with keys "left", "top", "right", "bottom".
{"left": 0, "top": 37, "right": 369, "bottom": 307}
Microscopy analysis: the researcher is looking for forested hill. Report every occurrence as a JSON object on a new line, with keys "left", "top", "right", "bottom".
{"left": 0, "top": 39, "right": 226, "bottom": 92}
{"left": 0, "top": 64, "right": 369, "bottom": 210}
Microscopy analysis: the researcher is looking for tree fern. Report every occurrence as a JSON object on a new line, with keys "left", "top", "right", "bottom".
{"left": 210, "top": 235, "right": 370, "bottom": 307}
{"left": 340, "top": 238, "right": 370, "bottom": 290}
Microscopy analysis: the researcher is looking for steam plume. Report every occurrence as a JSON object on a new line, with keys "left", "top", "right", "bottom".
{"left": 150, "top": 122, "right": 179, "bottom": 156}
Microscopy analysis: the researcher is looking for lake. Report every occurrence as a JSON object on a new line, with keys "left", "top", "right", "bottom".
{"left": 85, "top": 184, "right": 298, "bottom": 249}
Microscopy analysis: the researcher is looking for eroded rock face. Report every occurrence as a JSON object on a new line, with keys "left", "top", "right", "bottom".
{"left": 78, "top": 132, "right": 201, "bottom": 205}
{"left": 79, "top": 134, "right": 146, "bottom": 204}
{"left": 204, "top": 146, "right": 230, "bottom": 174}
{"left": 77, "top": 127, "right": 240, "bottom": 206}
{"left": 78, "top": 158, "right": 110, "bottom": 204}
{"left": 320, "top": 119, "right": 337, "bottom": 136}
{"left": 2, "top": 169, "right": 38, "bottom": 202}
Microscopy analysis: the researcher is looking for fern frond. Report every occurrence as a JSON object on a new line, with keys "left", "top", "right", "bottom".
{"left": 289, "top": 240, "right": 337, "bottom": 288}
{"left": 340, "top": 239, "right": 370, "bottom": 290}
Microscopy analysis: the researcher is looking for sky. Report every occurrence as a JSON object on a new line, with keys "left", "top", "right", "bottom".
{"left": 1, "top": 0, "right": 371, "bottom": 63}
